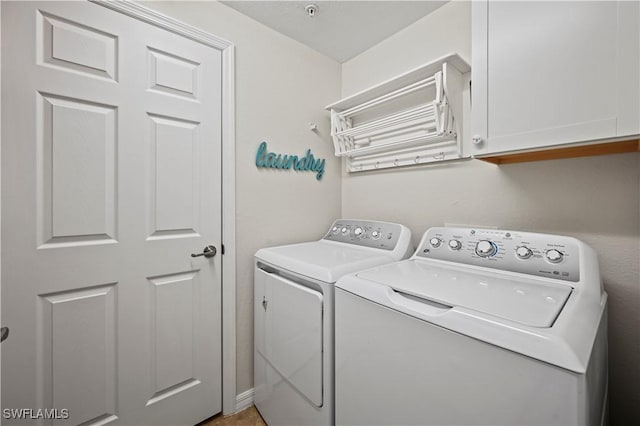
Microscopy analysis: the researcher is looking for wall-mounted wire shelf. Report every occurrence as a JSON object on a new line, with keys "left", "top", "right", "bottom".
{"left": 326, "top": 53, "right": 470, "bottom": 173}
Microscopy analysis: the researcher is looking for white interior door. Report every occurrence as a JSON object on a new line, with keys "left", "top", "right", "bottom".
{"left": 1, "top": 2, "right": 222, "bottom": 425}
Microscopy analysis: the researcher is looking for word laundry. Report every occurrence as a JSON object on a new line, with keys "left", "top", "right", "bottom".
{"left": 255, "top": 141, "right": 325, "bottom": 180}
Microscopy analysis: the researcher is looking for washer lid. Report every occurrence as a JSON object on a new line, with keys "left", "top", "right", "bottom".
{"left": 356, "top": 260, "right": 572, "bottom": 327}
{"left": 256, "top": 241, "right": 395, "bottom": 283}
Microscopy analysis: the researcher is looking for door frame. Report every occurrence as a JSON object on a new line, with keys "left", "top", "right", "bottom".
{"left": 0, "top": 0, "right": 238, "bottom": 416}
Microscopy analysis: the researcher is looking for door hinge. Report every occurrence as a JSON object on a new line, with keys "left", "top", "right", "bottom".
{"left": 221, "top": 244, "right": 225, "bottom": 255}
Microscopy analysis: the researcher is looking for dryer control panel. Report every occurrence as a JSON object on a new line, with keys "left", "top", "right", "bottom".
{"left": 416, "top": 227, "right": 580, "bottom": 282}
{"left": 324, "top": 220, "right": 403, "bottom": 251}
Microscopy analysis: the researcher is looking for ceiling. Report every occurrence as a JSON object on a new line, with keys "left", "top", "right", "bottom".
{"left": 221, "top": 1, "right": 448, "bottom": 63}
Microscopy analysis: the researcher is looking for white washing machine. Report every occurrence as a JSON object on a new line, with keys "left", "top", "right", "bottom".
{"left": 254, "top": 219, "right": 412, "bottom": 425}
{"left": 335, "top": 227, "right": 608, "bottom": 426}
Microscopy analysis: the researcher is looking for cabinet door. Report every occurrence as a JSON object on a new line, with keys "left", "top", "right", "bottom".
{"left": 471, "top": 1, "right": 640, "bottom": 156}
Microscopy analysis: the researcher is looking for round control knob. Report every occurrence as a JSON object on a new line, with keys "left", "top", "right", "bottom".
{"left": 471, "top": 135, "right": 484, "bottom": 145}
{"left": 448, "top": 239, "right": 462, "bottom": 250}
{"left": 515, "top": 246, "right": 533, "bottom": 260}
{"left": 341, "top": 227, "right": 349, "bottom": 235}
{"left": 371, "top": 230, "right": 381, "bottom": 240}
{"left": 545, "top": 249, "right": 564, "bottom": 264}
{"left": 332, "top": 226, "right": 340, "bottom": 234}
{"left": 475, "top": 240, "right": 497, "bottom": 257}
{"left": 429, "top": 238, "right": 442, "bottom": 248}
{"left": 354, "top": 227, "right": 364, "bottom": 237}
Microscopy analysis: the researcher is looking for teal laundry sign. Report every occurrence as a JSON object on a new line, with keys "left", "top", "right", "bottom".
{"left": 255, "top": 141, "right": 325, "bottom": 181}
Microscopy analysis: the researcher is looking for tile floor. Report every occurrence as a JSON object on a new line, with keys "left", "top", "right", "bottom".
{"left": 199, "top": 406, "right": 266, "bottom": 426}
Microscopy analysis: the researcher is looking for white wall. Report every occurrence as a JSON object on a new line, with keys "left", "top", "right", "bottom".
{"left": 342, "top": 1, "right": 469, "bottom": 95}
{"left": 140, "top": 1, "right": 342, "bottom": 396}
{"left": 341, "top": 2, "right": 640, "bottom": 423}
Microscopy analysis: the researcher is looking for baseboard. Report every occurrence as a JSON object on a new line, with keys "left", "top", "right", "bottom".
{"left": 235, "top": 388, "right": 254, "bottom": 413}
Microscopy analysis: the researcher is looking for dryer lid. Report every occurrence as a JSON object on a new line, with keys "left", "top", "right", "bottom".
{"left": 356, "top": 260, "right": 572, "bottom": 327}
{"left": 256, "top": 241, "right": 395, "bottom": 283}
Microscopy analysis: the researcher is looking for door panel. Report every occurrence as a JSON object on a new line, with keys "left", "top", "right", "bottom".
{"left": 148, "top": 47, "right": 200, "bottom": 99}
{"left": 41, "top": 285, "right": 118, "bottom": 426}
{"left": 488, "top": 2, "right": 617, "bottom": 141}
{"left": 149, "top": 271, "right": 199, "bottom": 401}
{"left": 2, "top": 2, "right": 222, "bottom": 425}
{"left": 270, "top": 274, "right": 323, "bottom": 407}
{"left": 38, "top": 93, "right": 118, "bottom": 246}
{"left": 255, "top": 270, "right": 323, "bottom": 407}
{"left": 148, "top": 114, "right": 201, "bottom": 237}
{"left": 38, "top": 10, "right": 118, "bottom": 81}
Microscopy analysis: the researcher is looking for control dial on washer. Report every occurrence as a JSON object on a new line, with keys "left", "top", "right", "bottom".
{"left": 371, "top": 230, "right": 381, "bottom": 240}
{"left": 341, "top": 227, "right": 349, "bottom": 235}
{"left": 515, "top": 246, "right": 533, "bottom": 260}
{"left": 429, "top": 238, "right": 442, "bottom": 248}
{"left": 354, "top": 227, "right": 364, "bottom": 237}
{"left": 545, "top": 249, "right": 564, "bottom": 263}
{"left": 475, "top": 240, "right": 497, "bottom": 257}
{"left": 448, "top": 239, "right": 462, "bottom": 250}
{"left": 332, "top": 226, "right": 340, "bottom": 234}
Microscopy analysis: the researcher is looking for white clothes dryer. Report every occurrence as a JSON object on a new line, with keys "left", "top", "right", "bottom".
{"left": 254, "top": 219, "right": 412, "bottom": 426}
{"left": 335, "top": 227, "right": 607, "bottom": 426}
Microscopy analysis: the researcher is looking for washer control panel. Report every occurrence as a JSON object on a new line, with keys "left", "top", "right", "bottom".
{"left": 416, "top": 227, "right": 580, "bottom": 282}
{"left": 324, "top": 220, "right": 402, "bottom": 251}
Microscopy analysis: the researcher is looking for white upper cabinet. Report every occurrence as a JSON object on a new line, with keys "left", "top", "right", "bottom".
{"left": 471, "top": 1, "right": 640, "bottom": 156}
